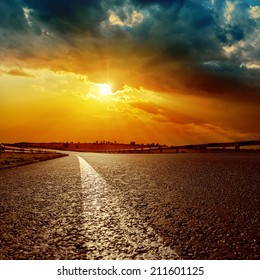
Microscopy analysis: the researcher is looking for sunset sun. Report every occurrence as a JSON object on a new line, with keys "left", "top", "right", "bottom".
{"left": 98, "top": 83, "right": 113, "bottom": 96}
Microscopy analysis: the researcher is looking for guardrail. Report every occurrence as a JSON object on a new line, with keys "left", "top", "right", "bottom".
{"left": 1, "top": 146, "right": 57, "bottom": 154}
{"left": 1, "top": 140, "right": 259, "bottom": 155}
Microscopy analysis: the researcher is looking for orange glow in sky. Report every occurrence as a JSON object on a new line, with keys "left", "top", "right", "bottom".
{"left": 0, "top": 1, "right": 260, "bottom": 145}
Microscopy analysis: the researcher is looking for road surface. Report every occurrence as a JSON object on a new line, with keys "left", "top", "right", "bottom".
{"left": 0, "top": 152, "right": 259, "bottom": 259}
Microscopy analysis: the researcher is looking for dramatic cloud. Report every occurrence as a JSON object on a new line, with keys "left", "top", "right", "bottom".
{"left": 0, "top": 0, "right": 259, "bottom": 143}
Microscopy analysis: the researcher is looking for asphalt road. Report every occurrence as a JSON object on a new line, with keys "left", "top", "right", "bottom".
{"left": 0, "top": 154, "right": 178, "bottom": 260}
{"left": 0, "top": 152, "right": 259, "bottom": 259}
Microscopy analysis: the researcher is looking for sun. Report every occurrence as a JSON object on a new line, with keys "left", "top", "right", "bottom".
{"left": 98, "top": 83, "right": 113, "bottom": 96}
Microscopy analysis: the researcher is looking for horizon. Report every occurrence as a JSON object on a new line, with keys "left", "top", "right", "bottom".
{"left": 1, "top": 0, "right": 260, "bottom": 144}
{"left": 3, "top": 138, "right": 260, "bottom": 148}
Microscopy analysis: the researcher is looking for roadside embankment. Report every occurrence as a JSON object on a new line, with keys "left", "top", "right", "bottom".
{"left": 0, "top": 152, "right": 68, "bottom": 169}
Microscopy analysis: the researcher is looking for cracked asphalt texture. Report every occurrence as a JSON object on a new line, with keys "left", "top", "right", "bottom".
{"left": 0, "top": 152, "right": 259, "bottom": 259}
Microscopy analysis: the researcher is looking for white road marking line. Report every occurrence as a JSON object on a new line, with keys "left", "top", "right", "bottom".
{"left": 77, "top": 155, "right": 180, "bottom": 259}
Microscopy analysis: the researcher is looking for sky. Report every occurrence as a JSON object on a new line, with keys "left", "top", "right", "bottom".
{"left": 0, "top": 0, "right": 260, "bottom": 145}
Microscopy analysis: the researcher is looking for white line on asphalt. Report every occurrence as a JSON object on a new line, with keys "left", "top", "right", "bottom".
{"left": 77, "top": 155, "right": 181, "bottom": 260}
{"left": 77, "top": 155, "right": 106, "bottom": 211}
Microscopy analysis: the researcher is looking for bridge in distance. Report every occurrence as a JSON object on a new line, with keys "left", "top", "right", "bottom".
{"left": 99, "top": 140, "right": 260, "bottom": 153}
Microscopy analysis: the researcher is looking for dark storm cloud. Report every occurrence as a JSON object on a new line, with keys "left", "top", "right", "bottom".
{"left": 0, "top": 0, "right": 43, "bottom": 56}
{"left": 20, "top": 0, "right": 188, "bottom": 37}
{"left": 23, "top": 0, "right": 107, "bottom": 35}
{"left": 0, "top": 0, "right": 28, "bottom": 32}
{"left": 128, "top": 0, "right": 260, "bottom": 99}
{"left": 1, "top": 0, "right": 259, "bottom": 99}
{"left": 131, "top": 0, "right": 186, "bottom": 8}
